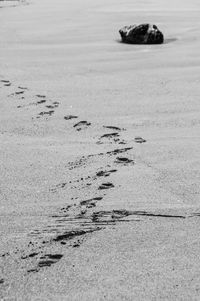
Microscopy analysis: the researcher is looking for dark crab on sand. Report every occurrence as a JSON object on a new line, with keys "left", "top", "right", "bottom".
{"left": 119, "top": 24, "right": 164, "bottom": 44}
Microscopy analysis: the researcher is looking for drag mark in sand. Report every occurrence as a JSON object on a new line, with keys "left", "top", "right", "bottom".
{"left": 189, "top": 213, "right": 200, "bottom": 217}
{"left": 3, "top": 206, "right": 185, "bottom": 274}
{"left": 131, "top": 211, "right": 186, "bottom": 219}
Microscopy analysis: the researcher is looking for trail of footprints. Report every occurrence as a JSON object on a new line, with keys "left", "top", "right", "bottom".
{"left": 8, "top": 143, "right": 185, "bottom": 275}
{"left": 1, "top": 79, "right": 62, "bottom": 119}
{"left": 2, "top": 77, "right": 183, "bottom": 278}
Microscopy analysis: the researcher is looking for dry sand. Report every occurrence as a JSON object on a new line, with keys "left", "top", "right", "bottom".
{"left": 1, "top": 0, "right": 200, "bottom": 300}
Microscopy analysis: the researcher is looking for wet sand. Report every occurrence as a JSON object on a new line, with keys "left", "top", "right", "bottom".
{"left": 1, "top": 0, "right": 200, "bottom": 300}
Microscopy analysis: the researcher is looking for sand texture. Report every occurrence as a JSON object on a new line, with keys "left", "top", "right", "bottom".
{"left": 1, "top": 0, "right": 200, "bottom": 300}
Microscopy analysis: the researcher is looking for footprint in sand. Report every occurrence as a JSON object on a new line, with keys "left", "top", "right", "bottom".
{"left": 38, "top": 254, "right": 63, "bottom": 268}
{"left": 101, "top": 133, "right": 120, "bottom": 139}
{"left": 60, "top": 205, "right": 73, "bottom": 213}
{"left": 103, "top": 126, "right": 124, "bottom": 131}
{"left": 50, "top": 182, "right": 67, "bottom": 193}
{"left": 106, "top": 147, "right": 133, "bottom": 156}
{"left": 98, "top": 182, "right": 115, "bottom": 190}
{"left": 35, "top": 95, "right": 59, "bottom": 109}
{"left": 96, "top": 169, "right": 117, "bottom": 177}
{"left": 73, "top": 121, "right": 91, "bottom": 131}
{"left": 134, "top": 136, "right": 146, "bottom": 143}
{"left": 36, "top": 99, "right": 46, "bottom": 104}
{"left": 21, "top": 252, "right": 39, "bottom": 259}
{"left": 1, "top": 79, "right": 10, "bottom": 83}
{"left": 46, "top": 102, "right": 59, "bottom": 109}
{"left": 115, "top": 157, "right": 134, "bottom": 164}
{"left": 18, "top": 86, "right": 28, "bottom": 90}
{"left": 80, "top": 197, "right": 103, "bottom": 208}
{"left": 36, "top": 101, "right": 59, "bottom": 118}
{"left": 0, "top": 79, "right": 11, "bottom": 87}
{"left": 97, "top": 132, "right": 126, "bottom": 145}
{"left": 36, "top": 94, "right": 46, "bottom": 98}
{"left": 37, "top": 110, "right": 55, "bottom": 117}
{"left": 53, "top": 229, "right": 98, "bottom": 243}
{"left": 10, "top": 91, "right": 25, "bottom": 96}
{"left": 64, "top": 115, "right": 78, "bottom": 120}
{"left": 17, "top": 98, "right": 47, "bottom": 109}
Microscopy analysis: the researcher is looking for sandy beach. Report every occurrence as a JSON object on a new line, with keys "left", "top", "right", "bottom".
{"left": 1, "top": 0, "right": 200, "bottom": 299}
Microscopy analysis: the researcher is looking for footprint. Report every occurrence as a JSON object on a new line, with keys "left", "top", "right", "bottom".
{"left": 134, "top": 137, "right": 146, "bottom": 143}
{"left": 97, "top": 132, "right": 126, "bottom": 145}
{"left": 46, "top": 105, "right": 56, "bottom": 109}
{"left": 36, "top": 99, "right": 46, "bottom": 104}
{"left": 100, "top": 133, "right": 119, "bottom": 139}
{"left": 15, "top": 91, "right": 24, "bottom": 95}
{"left": 103, "top": 126, "right": 123, "bottom": 131}
{"left": 0, "top": 80, "right": 10, "bottom": 83}
{"left": 38, "top": 254, "right": 63, "bottom": 268}
{"left": 18, "top": 86, "right": 28, "bottom": 90}
{"left": 72, "top": 242, "right": 81, "bottom": 248}
{"left": 0, "top": 279, "right": 4, "bottom": 284}
{"left": 17, "top": 98, "right": 47, "bottom": 109}
{"left": 57, "top": 183, "right": 67, "bottom": 189}
{"left": 50, "top": 182, "right": 67, "bottom": 192}
{"left": 115, "top": 157, "right": 134, "bottom": 164}
{"left": 106, "top": 147, "right": 133, "bottom": 156}
{"left": 36, "top": 94, "right": 46, "bottom": 98}
{"left": 60, "top": 205, "right": 73, "bottom": 212}
{"left": 73, "top": 121, "right": 91, "bottom": 131}
{"left": 80, "top": 197, "right": 103, "bottom": 208}
{"left": 53, "top": 229, "right": 97, "bottom": 242}
{"left": 38, "top": 110, "right": 54, "bottom": 117}
{"left": 27, "top": 268, "right": 38, "bottom": 273}
{"left": 1, "top": 79, "right": 11, "bottom": 86}
{"left": 64, "top": 115, "right": 78, "bottom": 120}
{"left": 93, "top": 197, "right": 103, "bottom": 201}
{"left": 98, "top": 182, "right": 114, "bottom": 190}
{"left": 21, "top": 252, "right": 39, "bottom": 259}
{"left": 96, "top": 169, "right": 117, "bottom": 177}
{"left": 52, "top": 101, "right": 59, "bottom": 106}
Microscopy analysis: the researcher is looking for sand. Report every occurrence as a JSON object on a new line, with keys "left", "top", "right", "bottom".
{"left": 0, "top": 0, "right": 200, "bottom": 300}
